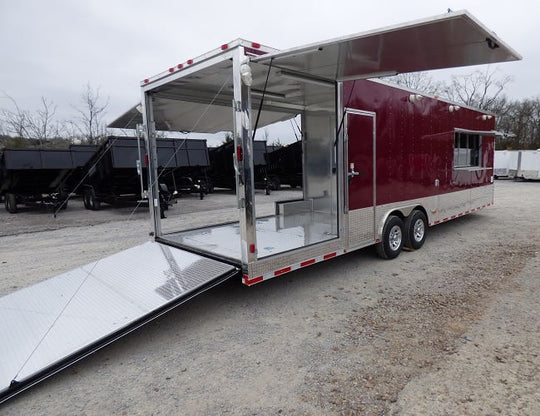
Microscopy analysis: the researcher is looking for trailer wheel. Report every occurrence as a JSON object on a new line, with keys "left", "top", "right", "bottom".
{"left": 376, "top": 215, "right": 404, "bottom": 259}
{"left": 5, "top": 193, "right": 17, "bottom": 214}
{"left": 84, "top": 189, "right": 100, "bottom": 211}
{"left": 404, "top": 210, "right": 427, "bottom": 250}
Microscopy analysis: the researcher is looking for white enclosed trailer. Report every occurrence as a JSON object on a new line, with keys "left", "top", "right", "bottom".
{"left": 494, "top": 150, "right": 520, "bottom": 178}
{"left": 517, "top": 150, "right": 540, "bottom": 180}
{"left": 0, "top": 10, "right": 520, "bottom": 403}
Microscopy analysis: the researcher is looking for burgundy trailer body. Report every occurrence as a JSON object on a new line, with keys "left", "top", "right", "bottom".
{"left": 345, "top": 79, "right": 495, "bottom": 226}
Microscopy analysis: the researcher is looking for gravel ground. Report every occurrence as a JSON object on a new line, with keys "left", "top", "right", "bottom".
{"left": 0, "top": 181, "right": 538, "bottom": 415}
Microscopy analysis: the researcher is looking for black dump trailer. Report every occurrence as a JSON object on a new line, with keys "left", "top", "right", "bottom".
{"left": 65, "top": 144, "right": 99, "bottom": 193}
{"left": 266, "top": 141, "right": 303, "bottom": 189}
{"left": 0, "top": 148, "right": 75, "bottom": 213}
{"left": 209, "top": 140, "right": 271, "bottom": 192}
{"left": 80, "top": 136, "right": 210, "bottom": 210}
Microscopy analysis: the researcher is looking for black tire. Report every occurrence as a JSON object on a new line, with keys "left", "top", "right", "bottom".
{"left": 5, "top": 193, "right": 17, "bottom": 214}
{"left": 83, "top": 190, "right": 91, "bottom": 210}
{"left": 404, "top": 210, "right": 427, "bottom": 250}
{"left": 268, "top": 177, "right": 281, "bottom": 191}
{"left": 376, "top": 215, "right": 404, "bottom": 259}
{"left": 84, "top": 188, "right": 100, "bottom": 211}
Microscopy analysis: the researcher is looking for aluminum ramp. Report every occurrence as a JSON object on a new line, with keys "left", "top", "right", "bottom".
{"left": 0, "top": 241, "right": 238, "bottom": 403}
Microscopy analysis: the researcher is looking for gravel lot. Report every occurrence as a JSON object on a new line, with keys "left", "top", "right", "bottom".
{"left": 0, "top": 181, "right": 538, "bottom": 415}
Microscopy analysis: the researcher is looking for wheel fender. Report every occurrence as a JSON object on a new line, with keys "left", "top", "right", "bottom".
{"left": 376, "top": 205, "right": 426, "bottom": 239}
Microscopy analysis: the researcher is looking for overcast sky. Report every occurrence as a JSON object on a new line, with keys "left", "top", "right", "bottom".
{"left": 0, "top": 0, "right": 537, "bottom": 143}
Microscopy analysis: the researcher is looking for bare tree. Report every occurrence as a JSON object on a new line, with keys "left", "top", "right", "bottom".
{"left": 386, "top": 71, "right": 443, "bottom": 95}
{"left": 441, "top": 66, "right": 513, "bottom": 111}
{"left": 73, "top": 83, "right": 109, "bottom": 144}
{"left": 26, "top": 96, "right": 58, "bottom": 145}
{"left": 496, "top": 98, "right": 540, "bottom": 150}
{"left": 1, "top": 93, "right": 31, "bottom": 138}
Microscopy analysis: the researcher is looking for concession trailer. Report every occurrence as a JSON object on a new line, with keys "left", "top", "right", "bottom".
{"left": 0, "top": 10, "right": 521, "bottom": 403}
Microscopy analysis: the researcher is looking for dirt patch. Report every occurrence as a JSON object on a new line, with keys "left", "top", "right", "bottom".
{"left": 300, "top": 242, "right": 537, "bottom": 415}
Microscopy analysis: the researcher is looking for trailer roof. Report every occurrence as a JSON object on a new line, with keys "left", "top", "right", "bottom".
{"left": 109, "top": 10, "right": 520, "bottom": 133}
{"left": 252, "top": 10, "right": 521, "bottom": 81}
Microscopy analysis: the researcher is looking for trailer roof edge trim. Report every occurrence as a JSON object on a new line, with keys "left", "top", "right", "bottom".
{"left": 252, "top": 9, "right": 522, "bottom": 82}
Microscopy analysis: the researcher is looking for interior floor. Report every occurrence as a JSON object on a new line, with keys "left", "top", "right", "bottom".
{"left": 163, "top": 211, "right": 338, "bottom": 261}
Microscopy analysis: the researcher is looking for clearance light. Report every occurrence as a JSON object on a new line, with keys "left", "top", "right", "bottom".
{"left": 409, "top": 94, "right": 424, "bottom": 103}
{"left": 177, "top": 63, "right": 183, "bottom": 69}
{"left": 240, "top": 63, "right": 253, "bottom": 86}
{"left": 187, "top": 59, "right": 193, "bottom": 65}
{"left": 449, "top": 105, "right": 461, "bottom": 112}
{"left": 251, "top": 42, "right": 261, "bottom": 48}
{"left": 221, "top": 44, "right": 229, "bottom": 50}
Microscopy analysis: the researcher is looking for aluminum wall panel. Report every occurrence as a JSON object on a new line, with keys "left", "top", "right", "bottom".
{"left": 348, "top": 206, "right": 375, "bottom": 247}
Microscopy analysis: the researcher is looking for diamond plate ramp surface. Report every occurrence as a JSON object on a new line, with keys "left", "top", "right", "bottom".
{"left": 0, "top": 241, "right": 238, "bottom": 403}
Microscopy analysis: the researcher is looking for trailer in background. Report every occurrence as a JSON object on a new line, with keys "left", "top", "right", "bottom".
{"left": 494, "top": 150, "right": 520, "bottom": 179}
{"left": 266, "top": 141, "right": 303, "bottom": 189}
{"left": 80, "top": 136, "right": 210, "bottom": 210}
{"left": 66, "top": 144, "right": 99, "bottom": 193}
{"left": 517, "top": 149, "right": 540, "bottom": 180}
{"left": 208, "top": 140, "right": 271, "bottom": 192}
{"left": 0, "top": 148, "right": 74, "bottom": 213}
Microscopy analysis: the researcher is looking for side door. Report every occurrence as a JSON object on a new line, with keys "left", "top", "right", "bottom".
{"left": 346, "top": 110, "right": 376, "bottom": 246}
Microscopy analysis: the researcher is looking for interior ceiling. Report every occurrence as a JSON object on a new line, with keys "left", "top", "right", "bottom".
{"left": 109, "top": 61, "right": 334, "bottom": 133}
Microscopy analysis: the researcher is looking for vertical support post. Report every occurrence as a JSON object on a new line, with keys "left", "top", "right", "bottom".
{"left": 141, "top": 92, "right": 162, "bottom": 238}
{"left": 135, "top": 124, "right": 146, "bottom": 200}
{"left": 232, "top": 47, "right": 257, "bottom": 264}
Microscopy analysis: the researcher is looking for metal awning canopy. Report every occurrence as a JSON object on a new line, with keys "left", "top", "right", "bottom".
{"left": 109, "top": 10, "right": 520, "bottom": 133}
{"left": 252, "top": 9, "right": 521, "bottom": 81}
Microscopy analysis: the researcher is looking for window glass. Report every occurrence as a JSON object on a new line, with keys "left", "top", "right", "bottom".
{"left": 454, "top": 133, "right": 482, "bottom": 168}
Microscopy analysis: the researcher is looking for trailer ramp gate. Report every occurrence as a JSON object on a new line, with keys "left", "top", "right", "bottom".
{"left": 0, "top": 241, "right": 238, "bottom": 403}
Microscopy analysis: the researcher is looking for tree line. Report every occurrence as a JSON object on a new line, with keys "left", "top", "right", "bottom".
{"left": 0, "top": 83, "right": 108, "bottom": 148}
{"left": 388, "top": 67, "right": 540, "bottom": 150}
{"left": 1, "top": 69, "right": 539, "bottom": 150}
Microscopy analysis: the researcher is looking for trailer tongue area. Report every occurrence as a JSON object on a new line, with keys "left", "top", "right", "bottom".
{"left": 0, "top": 241, "right": 238, "bottom": 403}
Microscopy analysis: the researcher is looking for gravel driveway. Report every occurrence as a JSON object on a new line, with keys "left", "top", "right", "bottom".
{"left": 0, "top": 181, "right": 538, "bottom": 415}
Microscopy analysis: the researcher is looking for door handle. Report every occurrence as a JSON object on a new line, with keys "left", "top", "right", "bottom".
{"left": 348, "top": 162, "right": 361, "bottom": 178}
